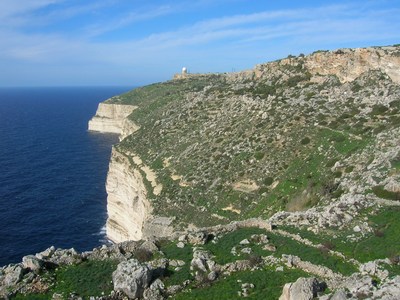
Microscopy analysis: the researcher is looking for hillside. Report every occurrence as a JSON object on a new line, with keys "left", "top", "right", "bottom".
{"left": 2, "top": 45, "right": 400, "bottom": 299}
{"left": 107, "top": 45, "right": 400, "bottom": 235}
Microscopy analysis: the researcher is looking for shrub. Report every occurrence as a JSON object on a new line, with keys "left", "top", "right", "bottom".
{"left": 372, "top": 186, "right": 400, "bottom": 201}
{"left": 134, "top": 248, "right": 154, "bottom": 262}
{"left": 263, "top": 177, "right": 274, "bottom": 186}
{"left": 301, "top": 137, "right": 311, "bottom": 145}
{"left": 321, "top": 241, "right": 336, "bottom": 250}
{"left": 371, "top": 104, "right": 388, "bottom": 116}
{"left": 254, "top": 152, "right": 265, "bottom": 160}
{"left": 325, "top": 159, "right": 338, "bottom": 168}
{"left": 333, "top": 171, "right": 342, "bottom": 178}
{"left": 373, "top": 229, "right": 385, "bottom": 238}
{"left": 248, "top": 254, "right": 263, "bottom": 267}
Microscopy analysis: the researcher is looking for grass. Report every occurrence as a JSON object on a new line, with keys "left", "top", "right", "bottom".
{"left": 11, "top": 259, "right": 117, "bottom": 299}
{"left": 203, "top": 227, "right": 356, "bottom": 275}
{"left": 267, "top": 233, "right": 358, "bottom": 276}
{"left": 159, "top": 241, "right": 194, "bottom": 286}
{"left": 280, "top": 207, "right": 400, "bottom": 264}
{"left": 52, "top": 260, "right": 117, "bottom": 298}
{"left": 173, "top": 267, "right": 309, "bottom": 300}
{"left": 346, "top": 207, "right": 400, "bottom": 262}
{"left": 204, "top": 227, "right": 267, "bottom": 264}
{"left": 12, "top": 294, "right": 51, "bottom": 300}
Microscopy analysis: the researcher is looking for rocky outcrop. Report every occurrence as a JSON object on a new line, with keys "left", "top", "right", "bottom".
{"left": 88, "top": 103, "right": 138, "bottom": 139}
{"left": 252, "top": 46, "right": 400, "bottom": 84}
{"left": 279, "top": 277, "right": 325, "bottom": 300}
{"left": 304, "top": 47, "right": 400, "bottom": 84}
{"left": 112, "top": 259, "right": 152, "bottom": 299}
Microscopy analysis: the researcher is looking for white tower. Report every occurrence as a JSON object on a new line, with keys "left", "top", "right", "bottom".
{"left": 182, "top": 67, "right": 187, "bottom": 74}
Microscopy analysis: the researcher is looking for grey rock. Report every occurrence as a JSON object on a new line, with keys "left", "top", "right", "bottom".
{"left": 140, "top": 240, "right": 159, "bottom": 253}
{"left": 191, "top": 249, "right": 216, "bottom": 274}
{"left": 240, "top": 247, "right": 252, "bottom": 254}
{"left": 240, "top": 239, "right": 250, "bottom": 245}
{"left": 3, "top": 264, "right": 25, "bottom": 286}
{"left": 147, "top": 258, "right": 168, "bottom": 278}
{"left": 169, "top": 259, "right": 185, "bottom": 267}
{"left": 330, "top": 289, "right": 348, "bottom": 300}
{"left": 112, "top": 259, "right": 152, "bottom": 299}
{"left": 22, "top": 255, "right": 44, "bottom": 273}
{"left": 207, "top": 271, "right": 218, "bottom": 281}
{"left": 36, "top": 246, "right": 55, "bottom": 260}
{"left": 176, "top": 241, "right": 185, "bottom": 248}
{"left": 279, "top": 277, "right": 324, "bottom": 300}
{"left": 143, "top": 279, "right": 166, "bottom": 300}
{"left": 187, "top": 232, "right": 208, "bottom": 245}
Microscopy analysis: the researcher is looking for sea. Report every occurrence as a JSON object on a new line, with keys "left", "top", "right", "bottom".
{"left": 0, "top": 86, "right": 132, "bottom": 266}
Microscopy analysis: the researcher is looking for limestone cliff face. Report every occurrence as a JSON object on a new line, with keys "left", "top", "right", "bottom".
{"left": 105, "top": 149, "right": 174, "bottom": 243}
{"left": 250, "top": 46, "right": 400, "bottom": 84}
{"left": 88, "top": 103, "right": 138, "bottom": 139}
{"left": 304, "top": 47, "right": 400, "bottom": 84}
{"left": 105, "top": 149, "right": 151, "bottom": 242}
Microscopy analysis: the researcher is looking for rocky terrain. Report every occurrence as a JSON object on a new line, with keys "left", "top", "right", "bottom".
{"left": 1, "top": 45, "right": 400, "bottom": 299}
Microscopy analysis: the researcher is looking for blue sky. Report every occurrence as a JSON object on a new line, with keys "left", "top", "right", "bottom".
{"left": 1, "top": 0, "right": 399, "bottom": 87}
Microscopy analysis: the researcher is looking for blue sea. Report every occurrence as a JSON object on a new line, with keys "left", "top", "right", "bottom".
{"left": 0, "top": 86, "right": 132, "bottom": 266}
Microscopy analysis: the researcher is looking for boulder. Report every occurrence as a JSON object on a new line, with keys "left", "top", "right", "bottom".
{"left": 22, "top": 255, "right": 44, "bottom": 273}
{"left": 112, "top": 259, "right": 152, "bottom": 299}
{"left": 143, "top": 279, "right": 165, "bottom": 300}
{"left": 35, "top": 246, "right": 55, "bottom": 260}
{"left": 187, "top": 232, "right": 209, "bottom": 245}
{"left": 191, "top": 249, "right": 216, "bottom": 274}
{"left": 279, "top": 277, "right": 324, "bottom": 300}
{"left": 3, "top": 264, "right": 25, "bottom": 286}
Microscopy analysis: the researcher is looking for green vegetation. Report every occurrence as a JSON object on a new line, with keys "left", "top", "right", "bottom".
{"left": 372, "top": 186, "right": 400, "bottom": 200}
{"left": 204, "top": 228, "right": 267, "bottom": 264}
{"left": 173, "top": 267, "right": 308, "bottom": 300}
{"left": 159, "top": 241, "right": 193, "bottom": 286}
{"left": 281, "top": 207, "right": 400, "bottom": 264}
{"left": 12, "top": 260, "right": 117, "bottom": 300}
{"left": 53, "top": 260, "right": 117, "bottom": 298}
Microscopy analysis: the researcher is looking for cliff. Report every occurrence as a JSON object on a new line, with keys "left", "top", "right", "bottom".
{"left": 88, "top": 102, "right": 138, "bottom": 139}
{"left": 105, "top": 149, "right": 174, "bottom": 243}
{"left": 88, "top": 99, "right": 174, "bottom": 243}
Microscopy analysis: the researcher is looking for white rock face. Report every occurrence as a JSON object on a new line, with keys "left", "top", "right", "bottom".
{"left": 106, "top": 149, "right": 151, "bottom": 243}
{"left": 304, "top": 47, "right": 400, "bottom": 84}
{"left": 88, "top": 103, "right": 138, "bottom": 137}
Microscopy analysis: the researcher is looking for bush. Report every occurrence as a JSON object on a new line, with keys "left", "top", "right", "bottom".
{"left": 254, "top": 152, "right": 265, "bottom": 160}
{"left": 371, "top": 104, "right": 388, "bottom": 116}
{"left": 372, "top": 186, "right": 400, "bottom": 201}
{"left": 263, "top": 177, "right": 274, "bottom": 186}
{"left": 134, "top": 248, "right": 154, "bottom": 262}
{"left": 301, "top": 137, "right": 311, "bottom": 145}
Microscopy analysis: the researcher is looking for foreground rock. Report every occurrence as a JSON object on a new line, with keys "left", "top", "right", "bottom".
{"left": 112, "top": 259, "right": 152, "bottom": 299}
{"left": 279, "top": 277, "right": 325, "bottom": 300}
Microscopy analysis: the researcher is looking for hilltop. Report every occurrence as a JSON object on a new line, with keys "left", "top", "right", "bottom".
{"left": 2, "top": 45, "right": 400, "bottom": 299}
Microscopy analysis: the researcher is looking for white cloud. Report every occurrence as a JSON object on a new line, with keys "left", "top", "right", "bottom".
{"left": 0, "top": 1, "right": 399, "bottom": 86}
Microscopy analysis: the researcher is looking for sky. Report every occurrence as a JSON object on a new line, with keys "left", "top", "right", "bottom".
{"left": 0, "top": 0, "right": 399, "bottom": 87}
